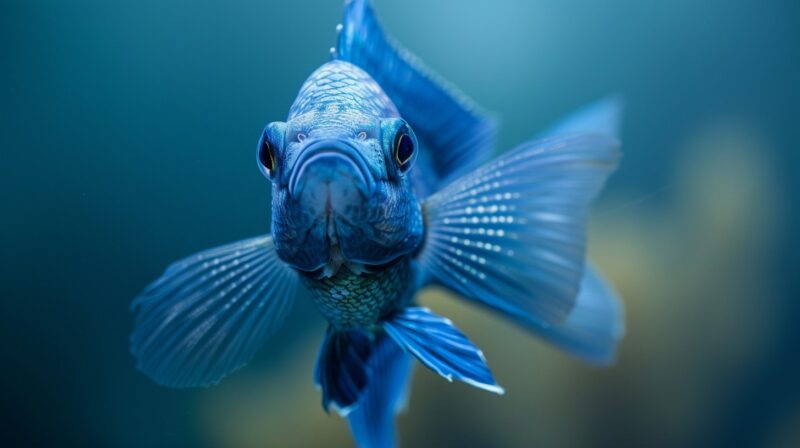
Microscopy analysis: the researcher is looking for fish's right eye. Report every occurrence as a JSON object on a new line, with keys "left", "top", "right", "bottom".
{"left": 258, "top": 133, "right": 276, "bottom": 174}
{"left": 257, "top": 122, "right": 287, "bottom": 179}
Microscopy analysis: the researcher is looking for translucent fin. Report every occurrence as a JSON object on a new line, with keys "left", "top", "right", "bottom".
{"left": 346, "top": 335, "right": 413, "bottom": 448}
{"left": 532, "top": 264, "right": 625, "bottom": 365}
{"left": 384, "top": 307, "right": 504, "bottom": 394}
{"left": 418, "top": 134, "right": 620, "bottom": 325}
{"left": 313, "top": 328, "right": 373, "bottom": 416}
{"left": 130, "top": 236, "right": 300, "bottom": 388}
{"left": 337, "top": 0, "right": 497, "bottom": 182}
{"left": 540, "top": 96, "right": 623, "bottom": 139}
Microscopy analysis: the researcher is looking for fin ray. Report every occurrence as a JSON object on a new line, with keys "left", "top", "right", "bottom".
{"left": 314, "top": 329, "right": 373, "bottom": 415}
{"left": 130, "top": 236, "right": 301, "bottom": 388}
{"left": 418, "top": 134, "right": 621, "bottom": 326}
{"left": 384, "top": 307, "right": 503, "bottom": 394}
{"left": 338, "top": 0, "right": 497, "bottom": 183}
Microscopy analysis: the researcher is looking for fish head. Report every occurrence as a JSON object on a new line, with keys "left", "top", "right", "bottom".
{"left": 258, "top": 102, "right": 423, "bottom": 275}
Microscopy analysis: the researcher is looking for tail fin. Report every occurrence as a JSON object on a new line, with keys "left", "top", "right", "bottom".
{"left": 346, "top": 335, "right": 414, "bottom": 448}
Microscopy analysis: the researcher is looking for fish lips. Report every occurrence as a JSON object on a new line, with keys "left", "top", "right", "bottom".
{"left": 287, "top": 139, "right": 376, "bottom": 199}
{"left": 276, "top": 139, "right": 421, "bottom": 273}
{"left": 276, "top": 138, "right": 380, "bottom": 272}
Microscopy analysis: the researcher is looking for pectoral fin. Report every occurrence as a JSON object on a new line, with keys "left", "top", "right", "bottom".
{"left": 130, "top": 236, "right": 301, "bottom": 388}
{"left": 533, "top": 264, "right": 625, "bottom": 365}
{"left": 418, "top": 134, "right": 620, "bottom": 327}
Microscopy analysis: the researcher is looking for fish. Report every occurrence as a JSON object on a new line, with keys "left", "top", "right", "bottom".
{"left": 129, "top": 1, "right": 625, "bottom": 446}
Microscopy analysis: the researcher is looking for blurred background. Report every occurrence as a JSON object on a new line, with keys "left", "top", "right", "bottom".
{"left": 2, "top": 0, "right": 798, "bottom": 446}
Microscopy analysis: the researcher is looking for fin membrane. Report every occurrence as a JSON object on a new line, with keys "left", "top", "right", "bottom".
{"left": 337, "top": 0, "right": 497, "bottom": 182}
{"left": 130, "top": 236, "right": 300, "bottom": 388}
{"left": 540, "top": 96, "right": 623, "bottom": 139}
{"left": 384, "top": 307, "right": 503, "bottom": 394}
{"left": 346, "top": 334, "right": 413, "bottom": 448}
{"left": 418, "top": 134, "right": 620, "bottom": 326}
{"left": 534, "top": 264, "right": 625, "bottom": 365}
{"left": 314, "top": 328, "right": 373, "bottom": 415}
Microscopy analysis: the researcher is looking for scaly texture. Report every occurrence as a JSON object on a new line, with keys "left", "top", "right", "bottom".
{"left": 289, "top": 60, "right": 398, "bottom": 120}
{"left": 303, "top": 258, "right": 412, "bottom": 330}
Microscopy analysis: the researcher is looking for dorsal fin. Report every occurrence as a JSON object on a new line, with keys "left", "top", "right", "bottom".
{"left": 337, "top": 0, "right": 497, "bottom": 183}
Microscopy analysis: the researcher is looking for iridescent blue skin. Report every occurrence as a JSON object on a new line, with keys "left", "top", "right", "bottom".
{"left": 260, "top": 61, "right": 426, "bottom": 329}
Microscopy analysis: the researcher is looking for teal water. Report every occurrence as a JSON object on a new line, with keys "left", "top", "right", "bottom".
{"left": 2, "top": 0, "right": 798, "bottom": 446}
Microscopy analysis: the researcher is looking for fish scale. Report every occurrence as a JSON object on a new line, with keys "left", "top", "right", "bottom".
{"left": 289, "top": 61, "right": 397, "bottom": 119}
{"left": 302, "top": 257, "right": 411, "bottom": 330}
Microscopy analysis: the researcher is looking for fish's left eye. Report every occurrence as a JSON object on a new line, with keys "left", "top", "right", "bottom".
{"left": 393, "top": 131, "right": 415, "bottom": 171}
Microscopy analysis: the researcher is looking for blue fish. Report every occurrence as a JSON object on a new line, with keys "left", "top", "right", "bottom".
{"left": 130, "top": 1, "right": 625, "bottom": 446}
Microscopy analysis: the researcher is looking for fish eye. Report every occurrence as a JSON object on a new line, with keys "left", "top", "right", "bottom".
{"left": 393, "top": 131, "right": 415, "bottom": 171}
{"left": 258, "top": 133, "right": 276, "bottom": 174}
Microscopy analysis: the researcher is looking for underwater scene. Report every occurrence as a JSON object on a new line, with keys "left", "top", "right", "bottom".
{"left": 2, "top": 0, "right": 799, "bottom": 446}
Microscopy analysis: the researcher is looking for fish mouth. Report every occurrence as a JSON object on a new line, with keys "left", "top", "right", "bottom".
{"left": 288, "top": 139, "right": 376, "bottom": 197}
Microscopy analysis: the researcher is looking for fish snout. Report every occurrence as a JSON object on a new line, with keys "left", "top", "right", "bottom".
{"left": 287, "top": 139, "right": 376, "bottom": 200}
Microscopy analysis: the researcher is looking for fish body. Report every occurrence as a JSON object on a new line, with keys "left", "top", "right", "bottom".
{"left": 271, "top": 60, "right": 425, "bottom": 331}
{"left": 304, "top": 257, "right": 412, "bottom": 330}
{"left": 130, "top": 1, "right": 625, "bottom": 447}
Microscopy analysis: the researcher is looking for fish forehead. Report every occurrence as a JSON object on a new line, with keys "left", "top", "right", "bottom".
{"left": 288, "top": 60, "right": 398, "bottom": 120}
{"left": 289, "top": 106, "right": 378, "bottom": 139}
